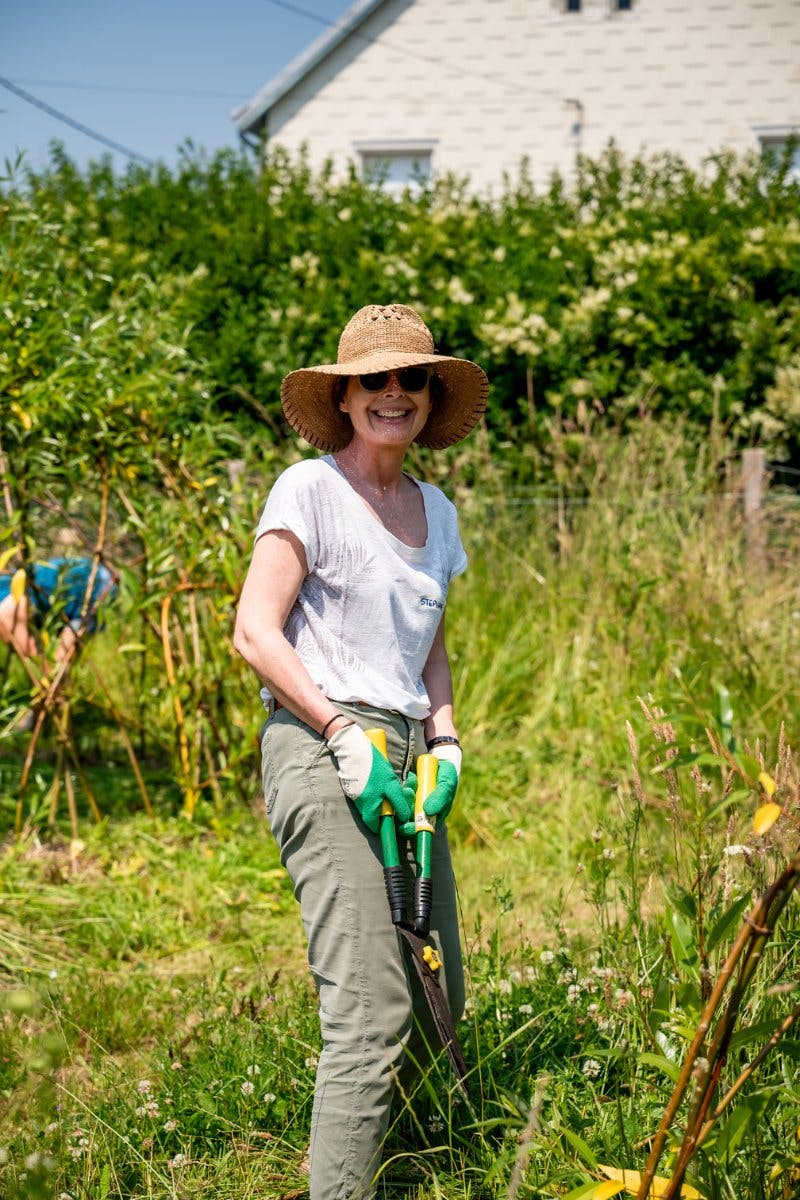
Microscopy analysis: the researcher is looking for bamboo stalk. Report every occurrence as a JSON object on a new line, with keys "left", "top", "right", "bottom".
{"left": 637, "top": 854, "right": 800, "bottom": 1199}
{"left": 160, "top": 592, "right": 198, "bottom": 817}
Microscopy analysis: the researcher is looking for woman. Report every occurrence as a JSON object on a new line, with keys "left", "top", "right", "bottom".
{"left": 234, "top": 303, "right": 488, "bottom": 1200}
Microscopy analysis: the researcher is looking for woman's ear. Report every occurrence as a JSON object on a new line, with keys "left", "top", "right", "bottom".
{"left": 335, "top": 377, "right": 349, "bottom": 412}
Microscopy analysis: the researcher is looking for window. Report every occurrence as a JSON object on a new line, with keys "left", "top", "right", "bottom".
{"left": 356, "top": 143, "right": 434, "bottom": 195}
{"left": 564, "top": 0, "right": 582, "bottom": 11}
{"left": 757, "top": 130, "right": 800, "bottom": 181}
{"left": 615, "top": 0, "right": 633, "bottom": 10}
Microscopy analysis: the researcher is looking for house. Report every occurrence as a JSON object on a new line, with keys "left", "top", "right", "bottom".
{"left": 232, "top": 0, "right": 800, "bottom": 194}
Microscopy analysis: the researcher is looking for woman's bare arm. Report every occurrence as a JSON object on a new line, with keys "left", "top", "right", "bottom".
{"left": 233, "top": 530, "right": 346, "bottom": 736}
{"left": 421, "top": 615, "right": 459, "bottom": 746}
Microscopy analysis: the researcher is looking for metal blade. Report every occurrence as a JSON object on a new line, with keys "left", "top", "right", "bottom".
{"left": 397, "top": 924, "right": 468, "bottom": 1093}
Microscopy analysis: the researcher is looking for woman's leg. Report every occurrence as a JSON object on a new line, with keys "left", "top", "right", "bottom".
{"left": 262, "top": 705, "right": 453, "bottom": 1200}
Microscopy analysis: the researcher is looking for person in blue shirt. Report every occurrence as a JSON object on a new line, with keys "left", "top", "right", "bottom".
{"left": 0, "top": 555, "right": 119, "bottom": 668}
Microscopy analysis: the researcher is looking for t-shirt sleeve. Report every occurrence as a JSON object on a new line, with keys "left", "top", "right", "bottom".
{"left": 254, "top": 465, "right": 320, "bottom": 572}
{"left": 450, "top": 519, "right": 468, "bottom": 581}
{"left": 442, "top": 494, "right": 467, "bottom": 581}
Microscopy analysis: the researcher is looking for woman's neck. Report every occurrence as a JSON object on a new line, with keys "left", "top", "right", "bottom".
{"left": 334, "top": 443, "right": 407, "bottom": 494}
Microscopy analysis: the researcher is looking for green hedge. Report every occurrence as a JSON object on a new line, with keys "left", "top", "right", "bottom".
{"left": 4, "top": 139, "right": 800, "bottom": 480}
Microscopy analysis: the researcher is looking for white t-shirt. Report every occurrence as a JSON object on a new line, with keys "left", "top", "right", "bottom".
{"left": 254, "top": 455, "right": 467, "bottom": 719}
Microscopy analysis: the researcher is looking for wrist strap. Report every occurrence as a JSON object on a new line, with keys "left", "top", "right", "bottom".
{"left": 321, "top": 713, "right": 349, "bottom": 740}
{"left": 427, "top": 735, "right": 461, "bottom": 750}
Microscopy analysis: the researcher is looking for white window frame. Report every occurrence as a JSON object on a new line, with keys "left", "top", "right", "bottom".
{"left": 355, "top": 141, "right": 436, "bottom": 196}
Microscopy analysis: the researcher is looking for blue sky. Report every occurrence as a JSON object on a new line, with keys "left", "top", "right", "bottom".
{"left": 2, "top": 0, "right": 351, "bottom": 175}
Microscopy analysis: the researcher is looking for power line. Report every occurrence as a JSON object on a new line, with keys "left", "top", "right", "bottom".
{"left": 9, "top": 77, "right": 246, "bottom": 101}
{"left": 260, "top": 0, "right": 565, "bottom": 105}
{"left": 0, "top": 75, "right": 154, "bottom": 166}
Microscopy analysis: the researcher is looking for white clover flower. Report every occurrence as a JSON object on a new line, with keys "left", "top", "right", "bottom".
{"left": 246, "top": 1064, "right": 261, "bottom": 1077}
{"left": 49, "top": 970, "right": 58, "bottom": 980}
{"left": 240, "top": 1081, "right": 255, "bottom": 1096}
{"left": 723, "top": 844, "right": 750, "bottom": 857}
{"left": 304, "top": 1054, "right": 319, "bottom": 1070}
{"left": 539, "top": 950, "right": 555, "bottom": 966}
{"left": 582, "top": 1058, "right": 602, "bottom": 1079}
{"left": 264, "top": 1092, "right": 277, "bottom": 1103}
{"left": 518, "top": 1003, "right": 534, "bottom": 1016}
{"left": 567, "top": 984, "right": 582, "bottom": 1004}
{"left": 137, "top": 1079, "right": 152, "bottom": 1095}
{"left": 497, "top": 978, "right": 512, "bottom": 995}
{"left": 429, "top": 1118, "right": 444, "bottom": 1132}
{"left": 168, "top": 1152, "right": 186, "bottom": 1170}
{"left": 162, "top": 1119, "right": 178, "bottom": 1132}
{"left": 602, "top": 847, "right": 616, "bottom": 861}
{"left": 171, "top": 1060, "right": 183, "bottom": 1071}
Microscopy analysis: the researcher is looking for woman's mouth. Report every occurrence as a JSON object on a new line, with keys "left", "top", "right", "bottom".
{"left": 373, "top": 408, "right": 411, "bottom": 420}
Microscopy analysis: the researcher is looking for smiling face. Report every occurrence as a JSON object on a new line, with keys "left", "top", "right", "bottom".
{"left": 339, "top": 369, "right": 432, "bottom": 450}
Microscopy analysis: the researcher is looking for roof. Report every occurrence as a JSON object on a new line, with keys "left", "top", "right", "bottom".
{"left": 231, "top": 0, "right": 389, "bottom": 137}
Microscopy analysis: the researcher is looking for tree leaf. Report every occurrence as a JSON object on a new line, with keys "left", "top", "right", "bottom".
{"left": 0, "top": 545, "right": 21, "bottom": 572}
{"left": 758, "top": 770, "right": 776, "bottom": 796}
{"left": 597, "top": 1165, "right": 705, "bottom": 1198}
{"left": 10, "top": 568, "right": 27, "bottom": 603}
{"left": 753, "top": 802, "right": 781, "bottom": 835}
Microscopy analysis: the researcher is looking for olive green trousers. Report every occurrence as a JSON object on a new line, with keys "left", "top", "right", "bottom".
{"left": 261, "top": 701, "right": 464, "bottom": 1200}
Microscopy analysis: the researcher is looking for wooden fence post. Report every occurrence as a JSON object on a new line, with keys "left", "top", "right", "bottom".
{"left": 742, "top": 448, "right": 767, "bottom": 570}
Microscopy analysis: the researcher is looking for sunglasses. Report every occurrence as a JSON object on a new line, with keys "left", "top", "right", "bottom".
{"left": 358, "top": 366, "right": 431, "bottom": 393}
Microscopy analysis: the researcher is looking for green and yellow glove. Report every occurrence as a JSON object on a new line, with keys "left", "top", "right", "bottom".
{"left": 422, "top": 744, "right": 462, "bottom": 824}
{"left": 328, "top": 724, "right": 415, "bottom": 833}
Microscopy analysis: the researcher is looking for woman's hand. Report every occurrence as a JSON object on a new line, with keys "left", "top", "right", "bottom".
{"left": 327, "top": 724, "right": 415, "bottom": 833}
{"left": 422, "top": 744, "right": 462, "bottom": 824}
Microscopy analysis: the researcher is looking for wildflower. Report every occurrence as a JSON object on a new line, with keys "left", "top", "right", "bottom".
{"left": 582, "top": 1058, "right": 602, "bottom": 1079}
{"left": 518, "top": 1003, "right": 533, "bottom": 1016}
{"left": 241, "top": 1081, "right": 255, "bottom": 1096}
{"left": 539, "top": 950, "right": 555, "bottom": 966}
{"left": 137, "top": 1079, "right": 152, "bottom": 1095}
{"left": 429, "top": 1118, "right": 444, "bottom": 1133}
{"left": 171, "top": 1060, "right": 183, "bottom": 1071}
{"left": 615, "top": 989, "right": 635, "bottom": 1008}
{"left": 602, "top": 847, "right": 616, "bottom": 861}
{"left": 136, "top": 1100, "right": 160, "bottom": 1119}
{"left": 168, "top": 1152, "right": 186, "bottom": 1170}
{"left": 25, "top": 1152, "right": 55, "bottom": 1170}
{"left": 723, "top": 844, "right": 750, "bottom": 858}
{"left": 497, "top": 978, "right": 512, "bottom": 995}
{"left": 567, "top": 984, "right": 582, "bottom": 1004}
{"left": 49, "top": 970, "right": 58, "bottom": 980}
{"left": 304, "top": 1054, "right": 319, "bottom": 1070}
{"left": 246, "top": 1064, "right": 261, "bottom": 1077}
{"left": 162, "top": 1119, "right": 178, "bottom": 1132}
{"left": 264, "top": 1092, "right": 277, "bottom": 1103}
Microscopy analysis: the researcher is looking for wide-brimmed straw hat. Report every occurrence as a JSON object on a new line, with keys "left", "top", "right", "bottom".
{"left": 280, "top": 303, "right": 489, "bottom": 451}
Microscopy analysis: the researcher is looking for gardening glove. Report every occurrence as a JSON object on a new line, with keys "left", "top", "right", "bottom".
{"left": 422, "top": 744, "right": 462, "bottom": 824}
{"left": 328, "top": 724, "right": 415, "bottom": 833}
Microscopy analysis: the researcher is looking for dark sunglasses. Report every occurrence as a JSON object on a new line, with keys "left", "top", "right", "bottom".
{"left": 358, "top": 366, "right": 431, "bottom": 393}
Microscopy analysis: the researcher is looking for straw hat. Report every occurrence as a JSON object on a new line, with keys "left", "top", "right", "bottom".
{"left": 280, "top": 303, "right": 489, "bottom": 451}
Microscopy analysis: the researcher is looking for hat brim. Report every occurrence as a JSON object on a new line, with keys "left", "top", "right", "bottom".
{"left": 280, "top": 352, "right": 489, "bottom": 451}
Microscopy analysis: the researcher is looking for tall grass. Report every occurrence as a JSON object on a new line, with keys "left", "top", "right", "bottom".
{"left": 2, "top": 428, "right": 799, "bottom": 1198}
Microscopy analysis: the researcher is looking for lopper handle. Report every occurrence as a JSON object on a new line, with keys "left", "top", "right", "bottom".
{"left": 413, "top": 753, "right": 438, "bottom": 935}
{"left": 365, "top": 727, "right": 405, "bottom": 924}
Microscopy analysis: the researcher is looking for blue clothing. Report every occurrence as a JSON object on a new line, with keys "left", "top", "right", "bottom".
{"left": 0, "top": 557, "right": 118, "bottom": 633}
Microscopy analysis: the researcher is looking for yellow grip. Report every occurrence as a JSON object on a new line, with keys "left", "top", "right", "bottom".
{"left": 365, "top": 727, "right": 387, "bottom": 755}
{"left": 415, "top": 753, "right": 438, "bottom": 833}
{"left": 365, "top": 728, "right": 393, "bottom": 817}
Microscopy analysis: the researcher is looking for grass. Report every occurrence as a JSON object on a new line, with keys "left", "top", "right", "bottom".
{"left": 2, "top": 427, "right": 800, "bottom": 1198}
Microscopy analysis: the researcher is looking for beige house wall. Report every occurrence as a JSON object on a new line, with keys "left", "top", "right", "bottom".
{"left": 261, "top": 0, "right": 800, "bottom": 193}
